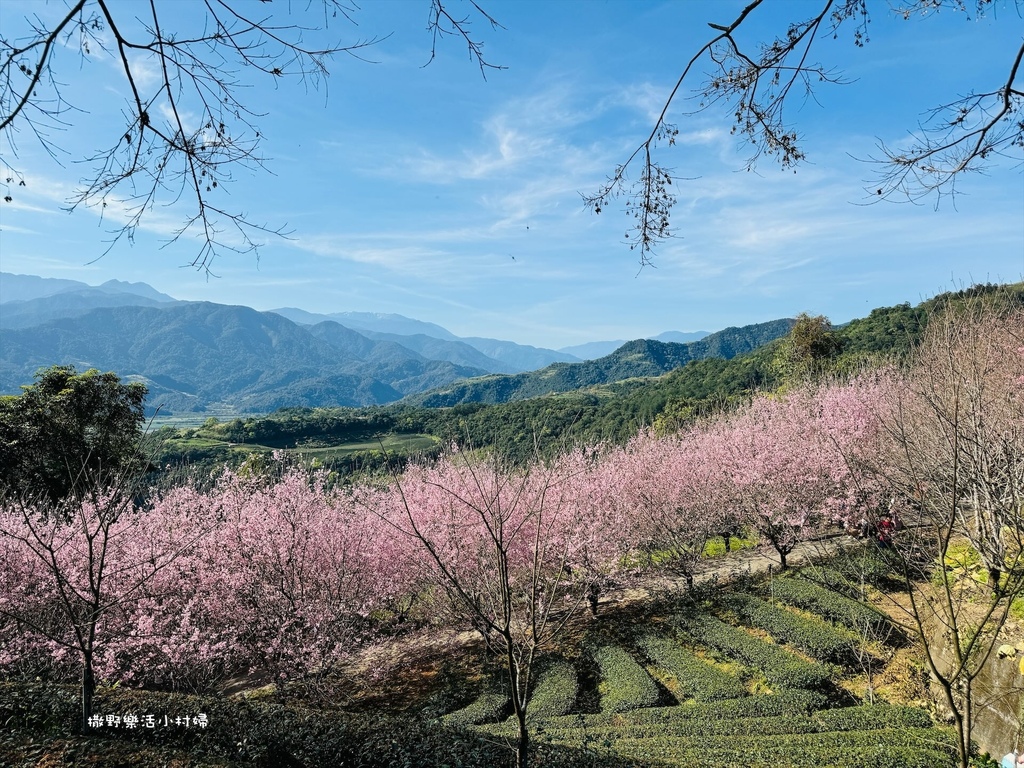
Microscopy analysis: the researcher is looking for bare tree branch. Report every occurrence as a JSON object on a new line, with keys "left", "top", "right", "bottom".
{"left": 868, "top": 38, "right": 1024, "bottom": 204}
{"left": 425, "top": 0, "right": 506, "bottom": 78}
{"left": 0, "top": 1, "right": 499, "bottom": 273}
{"left": 588, "top": 0, "right": 1021, "bottom": 267}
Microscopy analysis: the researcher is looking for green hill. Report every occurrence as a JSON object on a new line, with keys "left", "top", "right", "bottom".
{"left": 405, "top": 319, "right": 795, "bottom": 407}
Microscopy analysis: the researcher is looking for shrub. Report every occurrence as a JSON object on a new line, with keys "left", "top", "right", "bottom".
{"left": 536, "top": 704, "right": 936, "bottom": 744}
{"left": 441, "top": 692, "right": 510, "bottom": 728}
{"left": 637, "top": 634, "right": 748, "bottom": 702}
{"left": 527, "top": 660, "right": 578, "bottom": 721}
{"left": 806, "top": 548, "right": 903, "bottom": 595}
{"left": 515, "top": 689, "right": 830, "bottom": 734}
{"left": 768, "top": 576, "right": 902, "bottom": 641}
{"left": 680, "top": 615, "right": 834, "bottom": 691}
{"left": 723, "top": 593, "right": 862, "bottom": 665}
{"left": 591, "top": 645, "right": 660, "bottom": 714}
{"left": 1, "top": 682, "right": 508, "bottom": 768}
{"left": 609, "top": 740, "right": 954, "bottom": 768}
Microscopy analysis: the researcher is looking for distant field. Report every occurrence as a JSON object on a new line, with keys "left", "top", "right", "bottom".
{"left": 150, "top": 411, "right": 261, "bottom": 429}
{"left": 158, "top": 431, "right": 439, "bottom": 459}
{"left": 284, "top": 434, "right": 439, "bottom": 458}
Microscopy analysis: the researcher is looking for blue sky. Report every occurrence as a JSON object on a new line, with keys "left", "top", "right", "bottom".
{"left": 1, "top": 0, "right": 1022, "bottom": 349}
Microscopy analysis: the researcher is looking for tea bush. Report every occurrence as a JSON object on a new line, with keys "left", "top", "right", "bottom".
{"left": 680, "top": 615, "right": 834, "bottom": 690}
{"left": 723, "top": 593, "right": 862, "bottom": 665}
{"left": 591, "top": 645, "right": 660, "bottom": 714}
{"left": 769, "top": 576, "right": 901, "bottom": 640}
{"left": 637, "top": 634, "right": 748, "bottom": 702}
{"left": 527, "top": 660, "right": 579, "bottom": 721}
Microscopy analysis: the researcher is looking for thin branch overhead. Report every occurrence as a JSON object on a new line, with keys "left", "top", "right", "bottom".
{"left": 869, "top": 38, "right": 1024, "bottom": 204}
{"left": 586, "top": 0, "right": 1022, "bottom": 267}
{"left": 0, "top": 0, "right": 497, "bottom": 272}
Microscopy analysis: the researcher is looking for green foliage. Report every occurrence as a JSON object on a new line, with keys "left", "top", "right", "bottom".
{"left": 592, "top": 731, "right": 956, "bottom": 768}
{"left": 591, "top": 645, "right": 661, "bottom": 714}
{"left": 703, "top": 532, "right": 758, "bottom": 557}
{"left": 0, "top": 682, "right": 507, "bottom": 768}
{"left": 772, "top": 313, "right": 842, "bottom": 385}
{"left": 526, "top": 689, "right": 830, "bottom": 733}
{"left": 407, "top": 320, "right": 796, "bottom": 408}
{"left": 768, "top": 576, "right": 902, "bottom": 640}
{"left": 1010, "top": 596, "right": 1024, "bottom": 621}
{"left": 680, "top": 615, "right": 835, "bottom": 691}
{"left": 803, "top": 547, "right": 904, "bottom": 597}
{"left": 0, "top": 365, "right": 147, "bottom": 504}
{"left": 637, "top": 634, "right": 748, "bottom": 702}
{"left": 538, "top": 705, "right": 933, "bottom": 742}
{"left": 723, "top": 593, "right": 863, "bottom": 666}
{"left": 506, "top": 700, "right": 949, "bottom": 767}
{"left": 527, "top": 660, "right": 579, "bottom": 720}
{"left": 933, "top": 541, "right": 987, "bottom": 587}
{"left": 441, "top": 692, "right": 510, "bottom": 728}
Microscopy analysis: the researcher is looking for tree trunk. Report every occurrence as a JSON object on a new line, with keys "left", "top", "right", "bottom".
{"left": 988, "top": 566, "right": 1002, "bottom": 594}
{"left": 81, "top": 655, "right": 96, "bottom": 733}
{"left": 515, "top": 707, "right": 529, "bottom": 768}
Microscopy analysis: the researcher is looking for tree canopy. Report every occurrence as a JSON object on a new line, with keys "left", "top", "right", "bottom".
{"left": 0, "top": 365, "right": 147, "bottom": 505}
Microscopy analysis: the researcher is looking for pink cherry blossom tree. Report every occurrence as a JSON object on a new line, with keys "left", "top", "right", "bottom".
{"left": 716, "top": 382, "right": 884, "bottom": 570}
{"left": 610, "top": 429, "right": 726, "bottom": 591}
{"left": 0, "top": 473, "right": 212, "bottom": 731}
{"left": 117, "top": 466, "right": 400, "bottom": 690}
{"left": 367, "top": 448, "right": 632, "bottom": 768}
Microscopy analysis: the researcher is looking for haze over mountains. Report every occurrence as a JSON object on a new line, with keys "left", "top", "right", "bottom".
{"left": 0, "top": 273, "right": 783, "bottom": 415}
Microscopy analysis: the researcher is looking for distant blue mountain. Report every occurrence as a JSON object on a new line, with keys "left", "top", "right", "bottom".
{"left": 0, "top": 272, "right": 175, "bottom": 304}
{"left": 559, "top": 331, "right": 710, "bottom": 360}
{"left": 0, "top": 273, "right": 740, "bottom": 416}
{"left": 0, "top": 302, "right": 487, "bottom": 413}
{"left": 272, "top": 307, "right": 458, "bottom": 340}
{"left": 270, "top": 307, "right": 579, "bottom": 373}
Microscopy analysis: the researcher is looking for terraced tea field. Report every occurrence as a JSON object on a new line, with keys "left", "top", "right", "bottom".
{"left": 439, "top": 564, "right": 952, "bottom": 768}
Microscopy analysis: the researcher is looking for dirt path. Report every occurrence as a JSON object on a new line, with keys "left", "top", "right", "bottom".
{"left": 357, "top": 536, "right": 858, "bottom": 676}
{"left": 604, "top": 533, "right": 859, "bottom": 607}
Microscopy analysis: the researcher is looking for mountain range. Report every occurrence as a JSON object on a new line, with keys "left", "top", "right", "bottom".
{"left": 0, "top": 273, "right": 791, "bottom": 414}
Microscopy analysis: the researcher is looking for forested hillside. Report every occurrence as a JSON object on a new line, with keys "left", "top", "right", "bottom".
{"left": 7, "top": 290, "right": 1024, "bottom": 768}
{"left": 150, "top": 285, "right": 1023, "bottom": 475}
{"left": 406, "top": 319, "right": 795, "bottom": 407}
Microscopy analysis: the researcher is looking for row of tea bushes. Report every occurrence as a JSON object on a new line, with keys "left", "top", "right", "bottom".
{"left": 767, "top": 576, "right": 901, "bottom": 639}
{"left": 473, "top": 689, "right": 832, "bottom": 743}
{"left": 526, "top": 689, "right": 831, "bottom": 732}
{"left": 603, "top": 732, "right": 956, "bottom": 768}
{"left": 679, "top": 615, "right": 835, "bottom": 691}
{"left": 591, "top": 644, "right": 661, "bottom": 714}
{"left": 533, "top": 704, "right": 936, "bottom": 743}
{"left": 527, "top": 660, "right": 579, "bottom": 721}
{"left": 2, "top": 682, "right": 508, "bottom": 768}
{"left": 722, "top": 592, "right": 863, "bottom": 665}
{"left": 440, "top": 692, "right": 510, "bottom": 727}
{"left": 636, "top": 634, "right": 748, "bottom": 702}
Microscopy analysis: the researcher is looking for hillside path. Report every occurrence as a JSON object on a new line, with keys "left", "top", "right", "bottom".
{"left": 604, "top": 532, "right": 859, "bottom": 607}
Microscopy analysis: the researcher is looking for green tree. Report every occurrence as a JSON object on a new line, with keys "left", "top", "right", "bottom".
{"left": 0, "top": 366, "right": 147, "bottom": 505}
{"left": 772, "top": 313, "right": 842, "bottom": 385}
